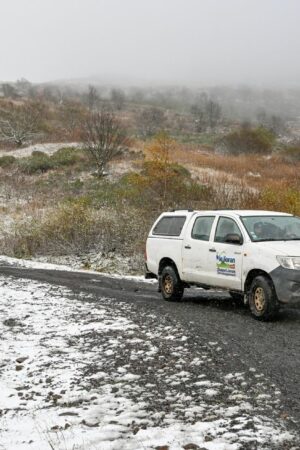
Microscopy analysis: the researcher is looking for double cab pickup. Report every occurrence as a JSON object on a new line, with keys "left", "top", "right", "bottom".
{"left": 145, "top": 210, "right": 300, "bottom": 320}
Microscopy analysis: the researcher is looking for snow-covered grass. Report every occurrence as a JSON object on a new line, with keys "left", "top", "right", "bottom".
{"left": 0, "top": 255, "right": 155, "bottom": 282}
{"left": 0, "top": 142, "right": 81, "bottom": 158}
{"left": 0, "top": 274, "right": 298, "bottom": 450}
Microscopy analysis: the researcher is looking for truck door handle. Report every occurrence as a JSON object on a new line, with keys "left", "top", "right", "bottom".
{"left": 209, "top": 248, "right": 216, "bottom": 252}
{"left": 184, "top": 245, "right": 191, "bottom": 249}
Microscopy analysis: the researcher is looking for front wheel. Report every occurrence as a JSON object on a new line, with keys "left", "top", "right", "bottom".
{"left": 249, "top": 275, "right": 279, "bottom": 320}
{"left": 161, "top": 266, "right": 184, "bottom": 302}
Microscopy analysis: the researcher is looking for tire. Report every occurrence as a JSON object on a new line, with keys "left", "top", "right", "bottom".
{"left": 160, "top": 266, "right": 184, "bottom": 302}
{"left": 229, "top": 291, "right": 244, "bottom": 303}
{"left": 249, "top": 275, "right": 279, "bottom": 320}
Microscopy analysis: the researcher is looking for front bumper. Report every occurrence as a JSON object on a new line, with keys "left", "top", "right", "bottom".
{"left": 270, "top": 266, "right": 300, "bottom": 305}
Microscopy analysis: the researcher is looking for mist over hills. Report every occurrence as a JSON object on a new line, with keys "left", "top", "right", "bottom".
{"left": 2, "top": 75, "right": 300, "bottom": 124}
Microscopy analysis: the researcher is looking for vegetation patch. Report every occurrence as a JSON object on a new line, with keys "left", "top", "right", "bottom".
{"left": 221, "top": 126, "right": 275, "bottom": 155}
{"left": 16, "top": 148, "right": 89, "bottom": 175}
{"left": 281, "top": 144, "right": 300, "bottom": 162}
{"left": 17, "top": 151, "right": 55, "bottom": 174}
{"left": 0, "top": 87, "right": 300, "bottom": 272}
{"left": 0, "top": 155, "right": 16, "bottom": 168}
{"left": 259, "top": 187, "right": 300, "bottom": 215}
{"left": 50, "top": 147, "right": 85, "bottom": 167}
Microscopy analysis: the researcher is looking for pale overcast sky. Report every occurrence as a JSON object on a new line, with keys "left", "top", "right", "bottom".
{"left": 1, "top": 0, "right": 300, "bottom": 86}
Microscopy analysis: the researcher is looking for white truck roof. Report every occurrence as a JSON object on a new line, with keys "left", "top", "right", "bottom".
{"left": 164, "top": 209, "right": 292, "bottom": 217}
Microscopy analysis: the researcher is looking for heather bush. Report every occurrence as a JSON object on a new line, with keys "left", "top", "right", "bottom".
{"left": 17, "top": 152, "right": 54, "bottom": 174}
{"left": 200, "top": 173, "right": 259, "bottom": 210}
{"left": 0, "top": 155, "right": 16, "bottom": 168}
{"left": 281, "top": 144, "right": 300, "bottom": 162}
{"left": 221, "top": 126, "right": 275, "bottom": 155}
{"left": 112, "top": 161, "right": 210, "bottom": 211}
{"left": 3, "top": 197, "right": 152, "bottom": 261}
{"left": 16, "top": 148, "right": 88, "bottom": 175}
{"left": 7, "top": 199, "right": 100, "bottom": 257}
{"left": 50, "top": 147, "right": 85, "bottom": 167}
{"left": 259, "top": 188, "right": 300, "bottom": 215}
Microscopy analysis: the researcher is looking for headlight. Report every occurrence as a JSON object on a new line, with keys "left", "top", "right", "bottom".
{"left": 276, "top": 256, "right": 300, "bottom": 270}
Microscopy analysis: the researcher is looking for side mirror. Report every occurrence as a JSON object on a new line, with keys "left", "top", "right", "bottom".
{"left": 225, "top": 233, "right": 243, "bottom": 245}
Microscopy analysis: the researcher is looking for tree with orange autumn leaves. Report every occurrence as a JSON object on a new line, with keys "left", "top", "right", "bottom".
{"left": 124, "top": 132, "right": 204, "bottom": 210}
{"left": 143, "top": 131, "right": 179, "bottom": 205}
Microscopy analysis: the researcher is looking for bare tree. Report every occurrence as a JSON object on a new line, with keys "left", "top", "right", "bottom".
{"left": 137, "top": 106, "right": 166, "bottom": 137}
{"left": 205, "top": 99, "right": 222, "bottom": 129}
{"left": 58, "top": 100, "right": 87, "bottom": 139}
{"left": 87, "top": 85, "right": 100, "bottom": 111}
{"left": 190, "top": 95, "right": 221, "bottom": 131}
{"left": 256, "top": 109, "right": 286, "bottom": 136}
{"left": 2, "top": 83, "right": 18, "bottom": 99}
{"left": 190, "top": 104, "right": 206, "bottom": 132}
{"left": 81, "top": 110, "right": 130, "bottom": 175}
{"left": 110, "top": 88, "right": 126, "bottom": 110}
{"left": 0, "top": 101, "right": 44, "bottom": 147}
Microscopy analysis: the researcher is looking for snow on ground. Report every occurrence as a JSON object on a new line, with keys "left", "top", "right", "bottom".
{"left": 0, "top": 255, "right": 154, "bottom": 283}
{"left": 0, "top": 275, "right": 298, "bottom": 450}
{"left": 0, "top": 255, "right": 74, "bottom": 272}
{"left": 0, "top": 142, "right": 81, "bottom": 158}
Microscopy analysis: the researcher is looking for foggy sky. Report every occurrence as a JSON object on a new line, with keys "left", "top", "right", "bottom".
{"left": 1, "top": 0, "right": 300, "bottom": 87}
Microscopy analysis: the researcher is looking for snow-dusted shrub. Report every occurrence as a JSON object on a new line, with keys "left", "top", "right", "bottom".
{"left": 281, "top": 144, "right": 300, "bottom": 162}
{"left": 2, "top": 198, "right": 151, "bottom": 261}
{"left": 17, "top": 152, "right": 55, "bottom": 174}
{"left": 260, "top": 188, "right": 300, "bottom": 216}
{"left": 16, "top": 148, "right": 88, "bottom": 175}
{"left": 0, "top": 155, "right": 16, "bottom": 168}
{"left": 50, "top": 147, "right": 86, "bottom": 167}
{"left": 221, "top": 126, "right": 275, "bottom": 155}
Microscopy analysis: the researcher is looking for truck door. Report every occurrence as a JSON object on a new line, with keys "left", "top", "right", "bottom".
{"left": 206, "top": 216, "right": 244, "bottom": 290}
{"left": 182, "top": 215, "right": 216, "bottom": 283}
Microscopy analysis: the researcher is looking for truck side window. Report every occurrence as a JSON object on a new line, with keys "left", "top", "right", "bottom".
{"left": 152, "top": 216, "right": 186, "bottom": 236}
{"left": 214, "top": 217, "right": 242, "bottom": 243}
{"left": 191, "top": 216, "right": 215, "bottom": 241}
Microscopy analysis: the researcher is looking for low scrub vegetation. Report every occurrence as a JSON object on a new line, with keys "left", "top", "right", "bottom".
{"left": 0, "top": 89, "right": 300, "bottom": 270}
{"left": 8, "top": 199, "right": 102, "bottom": 257}
{"left": 17, "top": 151, "right": 55, "bottom": 174}
{"left": 0, "top": 155, "right": 16, "bottom": 167}
{"left": 51, "top": 147, "right": 86, "bottom": 167}
{"left": 0, "top": 156, "right": 262, "bottom": 266}
{"left": 281, "top": 144, "right": 300, "bottom": 162}
{"left": 221, "top": 126, "right": 275, "bottom": 155}
{"left": 14, "top": 147, "right": 90, "bottom": 175}
{"left": 259, "top": 187, "right": 300, "bottom": 215}
{"left": 2, "top": 198, "right": 152, "bottom": 262}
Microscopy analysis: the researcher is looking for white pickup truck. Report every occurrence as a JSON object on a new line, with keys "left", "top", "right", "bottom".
{"left": 145, "top": 210, "right": 300, "bottom": 320}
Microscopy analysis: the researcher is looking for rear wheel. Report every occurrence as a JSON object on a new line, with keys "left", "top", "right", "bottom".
{"left": 161, "top": 266, "right": 184, "bottom": 302}
{"left": 249, "top": 275, "right": 279, "bottom": 320}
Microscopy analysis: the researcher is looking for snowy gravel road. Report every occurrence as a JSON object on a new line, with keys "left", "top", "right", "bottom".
{"left": 0, "top": 260, "right": 299, "bottom": 449}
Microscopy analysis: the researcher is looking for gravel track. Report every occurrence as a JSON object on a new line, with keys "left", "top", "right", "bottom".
{"left": 0, "top": 262, "right": 299, "bottom": 449}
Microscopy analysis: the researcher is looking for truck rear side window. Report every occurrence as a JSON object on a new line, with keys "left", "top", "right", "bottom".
{"left": 152, "top": 216, "right": 186, "bottom": 236}
{"left": 192, "top": 216, "right": 215, "bottom": 241}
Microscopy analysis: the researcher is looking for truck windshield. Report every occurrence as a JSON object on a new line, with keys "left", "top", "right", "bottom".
{"left": 241, "top": 215, "right": 300, "bottom": 242}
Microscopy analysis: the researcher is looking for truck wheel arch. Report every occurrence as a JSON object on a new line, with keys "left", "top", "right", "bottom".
{"left": 244, "top": 269, "right": 274, "bottom": 300}
{"left": 158, "top": 258, "right": 181, "bottom": 293}
{"left": 158, "top": 258, "right": 180, "bottom": 276}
